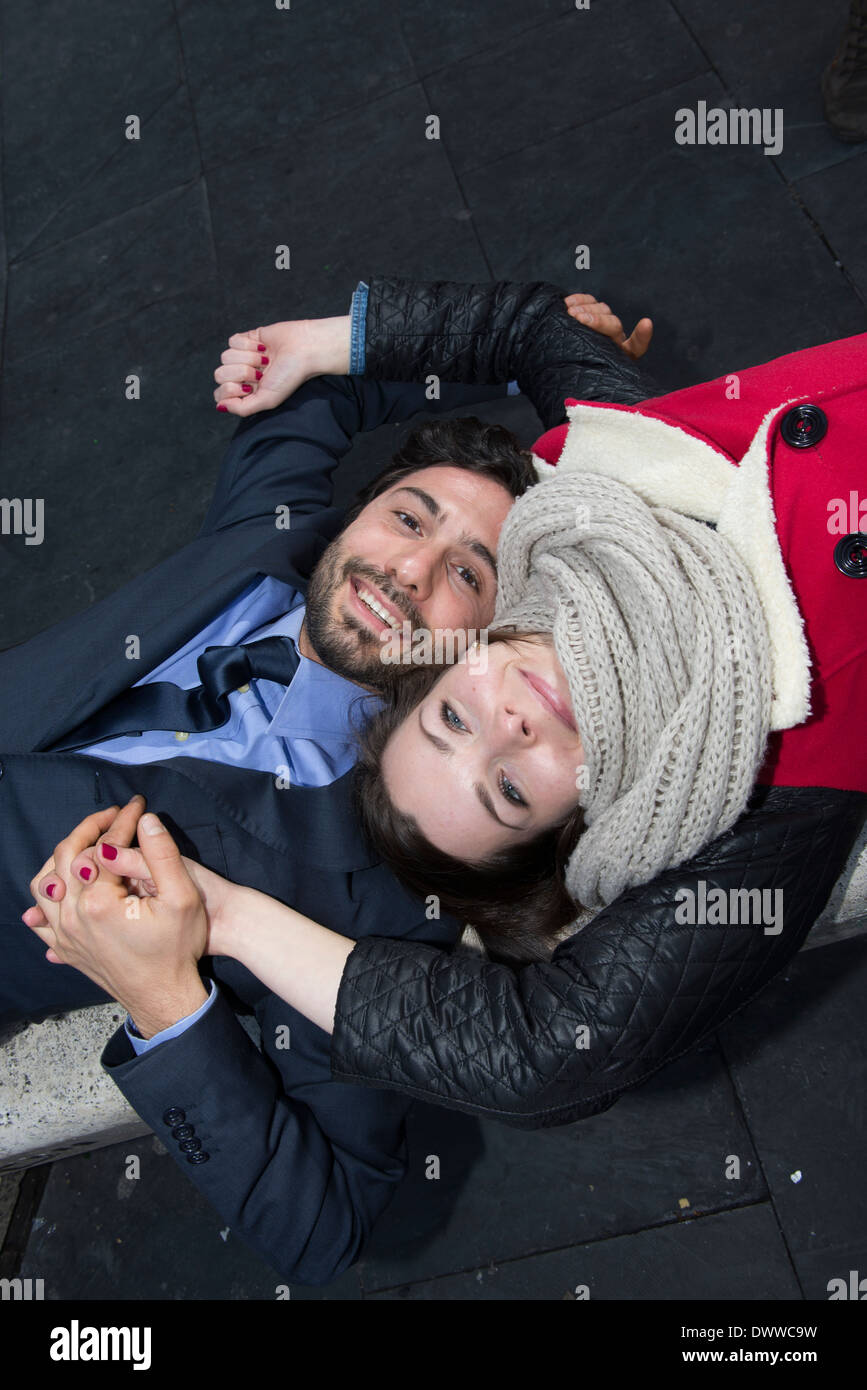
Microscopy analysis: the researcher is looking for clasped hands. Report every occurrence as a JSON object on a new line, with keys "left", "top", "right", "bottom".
{"left": 22, "top": 796, "right": 241, "bottom": 1039}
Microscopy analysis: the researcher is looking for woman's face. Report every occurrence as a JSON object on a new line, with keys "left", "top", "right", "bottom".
{"left": 381, "top": 637, "right": 585, "bottom": 860}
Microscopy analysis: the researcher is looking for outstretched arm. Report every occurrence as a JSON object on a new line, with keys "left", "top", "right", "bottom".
{"left": 211, "top": 280, "right": 658, "bottom": 430}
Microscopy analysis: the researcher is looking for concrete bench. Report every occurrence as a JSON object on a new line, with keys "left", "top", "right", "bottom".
{"left": 2, "top": 822, "right": 865, "bottom": 1175}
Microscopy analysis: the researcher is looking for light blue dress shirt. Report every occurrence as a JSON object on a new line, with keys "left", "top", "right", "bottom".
{"left": 75, "top": 574, "right": 377, "bottom": 1054}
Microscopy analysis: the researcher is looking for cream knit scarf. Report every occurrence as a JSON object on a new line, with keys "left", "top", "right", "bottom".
{"left": 493, "top": 472, "right": 774, "bottom": 912}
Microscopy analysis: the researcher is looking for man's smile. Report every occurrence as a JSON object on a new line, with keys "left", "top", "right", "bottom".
{"left": 347, "top": 576, "right": 405, "bottom": 631}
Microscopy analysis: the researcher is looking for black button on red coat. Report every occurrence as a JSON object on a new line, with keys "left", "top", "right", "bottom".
{"left": 780, "top": 403, "right": 828, "bottom": 447}
{"left": 834, "top": 533, "right": 867, "bottom": 578}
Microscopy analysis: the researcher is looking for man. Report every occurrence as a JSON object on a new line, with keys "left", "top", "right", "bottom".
{"left": 3, "top": 279, "right": 647, "bottom": 1283}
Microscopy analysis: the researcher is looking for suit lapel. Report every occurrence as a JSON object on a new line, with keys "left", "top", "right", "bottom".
{"left": 33, "top": 509, "right": 342, "bottom": 752}
{"left": 159, "top": 755, "right": 377, "bottom": 869}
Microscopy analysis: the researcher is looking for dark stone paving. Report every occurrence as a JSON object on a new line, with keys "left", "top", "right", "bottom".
{"left": 2, "top": 0, "right": 865, "bottom": 1299}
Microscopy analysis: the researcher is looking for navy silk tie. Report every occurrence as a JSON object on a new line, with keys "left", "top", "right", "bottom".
{"left": 49, "top": 635, "right": 301, "bottom": 753}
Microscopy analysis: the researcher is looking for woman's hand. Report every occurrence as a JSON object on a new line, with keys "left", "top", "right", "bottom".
{"left": 213, "top": 316, "right": 351, "bottom": 417}
{"left": 22, "top": 799, "right": 217, "bottom": 1036}
{"left": 564, "top": 292, "right": 653, "bottom": 360}
{"left": 23, "top": 797, "right": 249, "bottom": 962}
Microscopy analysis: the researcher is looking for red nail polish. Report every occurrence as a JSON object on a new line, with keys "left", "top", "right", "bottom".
{"left": 46, "top": 883, "right": 56, "bottom": 898}
{"left": 256, "top": 344, "right": 266, "bottom": 352}
{"left": 260, "top": 356, "right": 269, "bottom": 365}
{"left": 101, "top": 843, "right": 118, "bottom": 861}
{"left": 217, "top": 404, "right": 228, "bottom": 412}
{"left": 80, "top": 866, "right": 92, "bottom": 881}
{"left": 255, "top": 370, "right": 263, "bottom": 379}
{"left": 242, "top": 384, "right": 253, "bottom": 393}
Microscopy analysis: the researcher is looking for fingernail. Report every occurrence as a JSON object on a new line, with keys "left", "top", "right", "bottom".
{"left": 217, "top": 404, "right": 228, "bottom": 412}
{"left": 79, "top": 866, "right": 92, "bottom": 881}
{"left": 139, "top": 813, "right": 163, "bottom": 836}
{"left": 100, "top": 842, "right": 118, "bottom": 861}
{"left": 242, "top": 384, "right": 253, "bottom": 393}
{"left": 256, "top": 343, "right": 266, "bottom": 352}
{"left": 255, "top": 370, "right": 263, "bottom": 379}
{"left": 45, "top": 883, "right": 56, "bottom": 898}
{"left": 260, "top": 356, "right": 269, "bottom": 365}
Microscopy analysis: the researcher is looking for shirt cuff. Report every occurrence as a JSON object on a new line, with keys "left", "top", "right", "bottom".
{"left": 125, "top": 978, "right": 218, "bottom": 1055}
{"left": 349, "top": 280, "right": 369, "bottom": 375}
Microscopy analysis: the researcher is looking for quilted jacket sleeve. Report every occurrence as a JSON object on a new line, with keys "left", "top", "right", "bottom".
{"left": 362, "top": 277, "right": 658, "bottom": 429}
{"left": 330, "top": 786, "right": 866, "bottom": 1127}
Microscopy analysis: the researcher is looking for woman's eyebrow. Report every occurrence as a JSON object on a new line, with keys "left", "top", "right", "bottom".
{"left": 474, "top": 782, "right": 516, "bottom": 829}
{"left": 418, "top": 708, "right": 451, "bottom": 754}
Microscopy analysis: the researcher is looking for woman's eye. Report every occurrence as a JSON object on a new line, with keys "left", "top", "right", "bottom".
{"left": 498, "top": 771, "right": 528, "bottom": 808}
{"left": 455, "top": 564, "right": 480, "bottom": 591}
{"left": 440, "top": 701, "right": 467, "bottom": 733}
{"left": 395, "top": 511, "right": 421, "bottom": 532}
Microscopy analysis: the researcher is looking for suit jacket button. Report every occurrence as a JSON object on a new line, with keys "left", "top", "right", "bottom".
{"left": 780, "top": 403, "right": 827, "bottom": 448}
{"left": 172, "top": 1124, "right": 195, "bottom": 1140}
{"left": 834, "top": 533, "right": 867, "bottom": 578}
{"left": 187, "top": 1150, "right": 210, "bottom": 1164}
{"left": 163, "top": 1107, "right": 185, "bottom": 1127}
{"left": 179, "top": 1137, "right": 202, "bottom": 1153}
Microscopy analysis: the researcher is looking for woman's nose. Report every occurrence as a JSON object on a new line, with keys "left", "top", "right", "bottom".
{"left": 499, "top": 702, "right": 533, "bottom": 741}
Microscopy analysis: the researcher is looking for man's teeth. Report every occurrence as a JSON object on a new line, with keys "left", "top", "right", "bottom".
{"left": 356, "top": 583, "right": 401, "bottom": 629}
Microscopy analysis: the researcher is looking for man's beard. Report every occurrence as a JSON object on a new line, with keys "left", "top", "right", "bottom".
{"left": 303, "top": 539, "right": 425, "bottom": 690}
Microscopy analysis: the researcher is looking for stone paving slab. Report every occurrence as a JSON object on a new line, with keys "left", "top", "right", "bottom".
{"left": 356, "top": 1038, "right": 766, "bottom": 1293}
{"left": 676, "top": 0, "right": 859, "bottom": 182}
{"left": 718, "top": 935, "right": 867, "bottom": 1301}
{"left": 366, "top": 1202, "right": 802, "bottom": 1300}
{"left": 462, "top": 71, "right": 866, "bottom": 390}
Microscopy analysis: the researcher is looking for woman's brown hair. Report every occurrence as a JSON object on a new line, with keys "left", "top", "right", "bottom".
{"left": 352, "top": 633, "right": 586, "bottom": 963}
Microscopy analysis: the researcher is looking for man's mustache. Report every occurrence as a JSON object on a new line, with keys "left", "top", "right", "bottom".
{"left": 339, "top": 557, "right": 424, "bottom": 630}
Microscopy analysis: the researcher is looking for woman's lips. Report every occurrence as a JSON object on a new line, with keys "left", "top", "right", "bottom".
{"left": 519, "top": 668, "right": 577, "bottom": 731}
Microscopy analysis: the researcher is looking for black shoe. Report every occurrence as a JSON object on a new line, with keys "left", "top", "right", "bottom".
{"left": 822, "top": 0, "right": 867, "bottom": 142}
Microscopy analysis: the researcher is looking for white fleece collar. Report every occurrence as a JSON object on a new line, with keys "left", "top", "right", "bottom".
{"left": 532, "top": 399, "right": 811, "bottom": 731}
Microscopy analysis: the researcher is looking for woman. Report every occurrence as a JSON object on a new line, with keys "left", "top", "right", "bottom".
{"left": 24, "top": 313, "right": 867, "bottom": 1123}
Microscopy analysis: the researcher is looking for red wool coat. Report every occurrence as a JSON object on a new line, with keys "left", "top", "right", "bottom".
{"left": 531, "top": 333, "right": 867, "bottom": 795}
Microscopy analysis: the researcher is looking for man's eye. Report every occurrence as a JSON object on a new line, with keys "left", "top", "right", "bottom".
{"left": 498, "top": 771, "right": 528, "bottom": 808}
{"left": 455, "top": 565, "right": 480, "bottom": 591}
{"left": 440, "top": 701, "right": 467, "bottom": 733}
{"left": 395, "top": 511, "right": 421, "bottom": 532}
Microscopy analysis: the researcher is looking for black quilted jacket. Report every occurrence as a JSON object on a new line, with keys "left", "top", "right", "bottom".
{"left": 329, "top": 275, "right": 867, "bottom": 1128}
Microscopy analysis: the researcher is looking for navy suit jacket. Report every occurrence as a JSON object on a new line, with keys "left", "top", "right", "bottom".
{"left": 0, "top": 373, "right": 505, "bottom": 1284}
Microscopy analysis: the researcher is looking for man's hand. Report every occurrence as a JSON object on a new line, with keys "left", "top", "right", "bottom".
{"left": 214, "top": 316, "right": 351, "bottom": 418}
{"left": 564, "top": 293, "right": 653, "bottom": 360}
{"left": 23, "top": 799, "right": 209, "bottom": 1038}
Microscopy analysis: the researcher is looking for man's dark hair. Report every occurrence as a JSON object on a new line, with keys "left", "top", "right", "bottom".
{"left": 344, "top": 415, "right": 537, "bottom": 524}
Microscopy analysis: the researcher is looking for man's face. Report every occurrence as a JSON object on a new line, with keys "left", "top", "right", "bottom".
{"left": 303, "top": 465, "right": 515, "bottom": 687}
